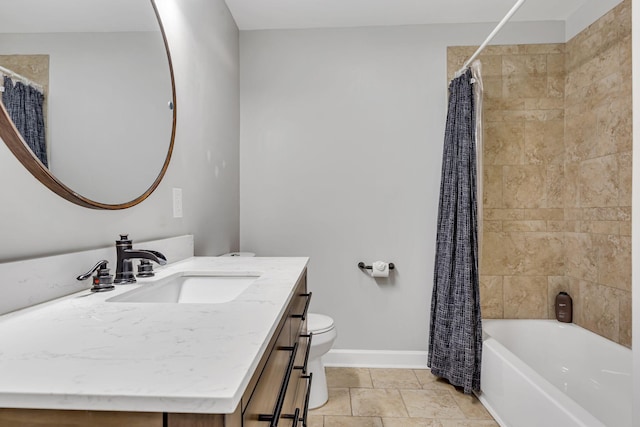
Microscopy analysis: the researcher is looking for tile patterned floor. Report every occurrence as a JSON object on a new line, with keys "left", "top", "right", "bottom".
{"left": 308, "top": 368, "right": 499, "bottom": 427}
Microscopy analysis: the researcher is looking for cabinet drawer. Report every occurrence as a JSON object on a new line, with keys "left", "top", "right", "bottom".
{"left": 281, "top": 359, "right": 302, "bottom": 424}
{"left": 290, "top": 277, "right": 308, "bottom": 321}
{"left": 242, "top": 269, "right": 310, "bottom": 427}
{"left": 276, "top": 409, "right": 300, "bottom": 427}
{"left": 280, "top": 368, "right": 310, "bottom": 427}
{"left": 289, "top": 278, "right": 310, "bottom": 345}
{"left": 294, "top": 332, "right": 311, "bottom": 375}
{"left": 243, "top": 323, "right": 291, "bottom": 426}
{"left": 294, "top": 372, "right": 312, "bottom": 427}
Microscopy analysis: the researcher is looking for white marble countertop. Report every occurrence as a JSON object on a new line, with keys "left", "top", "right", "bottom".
{"left": 0, "top": 256, "right": 308, "bottom": 414}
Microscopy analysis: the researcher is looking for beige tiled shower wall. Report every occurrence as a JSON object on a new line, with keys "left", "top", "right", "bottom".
{"left": 447, "top": 0, "right": 632, "bottom": 347}
{"left": 564, "top": 0, "right": 632, "bottom": 346}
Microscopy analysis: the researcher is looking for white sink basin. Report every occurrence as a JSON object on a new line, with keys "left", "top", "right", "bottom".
{"left": 107, "top": 273, "right": 260, "bottom": 304}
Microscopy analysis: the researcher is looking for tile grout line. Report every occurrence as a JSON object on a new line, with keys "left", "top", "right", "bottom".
{"left": 320, "top": 367, "right": 500, "bottom": 425}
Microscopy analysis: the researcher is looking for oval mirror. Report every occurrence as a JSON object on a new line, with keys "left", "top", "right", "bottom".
{"left": 0, "top": 0, "right": 176, "bottom": 209}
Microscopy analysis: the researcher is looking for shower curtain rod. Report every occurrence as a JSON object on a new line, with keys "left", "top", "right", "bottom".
{"left": 0, "top": 64, "right": 44, "bottom": 92}
{"left": 454, "top": 0, "right": 526, "bottom": 77}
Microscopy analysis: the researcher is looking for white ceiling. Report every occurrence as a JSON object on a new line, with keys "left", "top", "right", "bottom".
{"left": 0, "top": 0, "right": 158, "bottom": 33}
{"left": 0, "top": 0, "right": 623, "bottom": 35}
{"left": 224, "top": 0, "right": 591, "bottom": 31}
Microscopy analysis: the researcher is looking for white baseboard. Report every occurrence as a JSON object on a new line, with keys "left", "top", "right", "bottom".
{"left": 323, "top": 349, "right": 429, "bottom": 369}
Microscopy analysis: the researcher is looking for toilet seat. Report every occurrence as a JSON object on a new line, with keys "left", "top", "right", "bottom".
{"left": 307, "top": 313, "right": 334, "bottom": 334}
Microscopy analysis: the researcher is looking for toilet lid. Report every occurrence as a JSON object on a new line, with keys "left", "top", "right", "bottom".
{"left": 307, "top": 313, "right": 334, "bottom": 334}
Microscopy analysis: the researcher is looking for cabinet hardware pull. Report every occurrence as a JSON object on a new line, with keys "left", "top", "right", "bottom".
{"left": 258, "top": 342, "right": 299, "bottom": 426}
{"left": 293, "top": 408, "right": 300, "bottom": 427}
{"left": 291, "top": 292, "right": 312, "bottom": 320}
{"left": 282, "top": 408, "right": 300, "bottom": 427}
{"left": 301, "top": 373, "right": 313, "bottom": 427}
{"left": 294, "top": 333, "right": 313, "bottom": 374}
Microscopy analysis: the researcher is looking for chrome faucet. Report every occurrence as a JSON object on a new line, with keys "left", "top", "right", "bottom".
{"left": 114, "top": 234, "right": 167, "bottom": 284}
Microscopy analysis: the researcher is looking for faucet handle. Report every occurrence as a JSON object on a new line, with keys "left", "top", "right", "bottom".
{"left": 77, "top": 260, "right": 115, "bottom": 293}
{"left": 77, "top": 260, "right": 109, "bottom": 281}
{"left": 135, "top": 250, "right": 168, "bottom": 278}
{"left": 137, "top": 260, "right": 155, "bottom": 278}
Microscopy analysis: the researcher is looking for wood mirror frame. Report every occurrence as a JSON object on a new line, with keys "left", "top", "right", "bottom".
{"left": 0, "top": 0, "right": 176, "bottom": 210}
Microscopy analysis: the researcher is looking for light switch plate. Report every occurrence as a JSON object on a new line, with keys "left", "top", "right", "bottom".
{"left": 172, "top": 188, "right": 183, "bottom": 218}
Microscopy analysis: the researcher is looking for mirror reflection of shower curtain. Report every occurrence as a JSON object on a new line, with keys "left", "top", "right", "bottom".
{"left": 1, "top": 75, "right": 48, "bottom": 167}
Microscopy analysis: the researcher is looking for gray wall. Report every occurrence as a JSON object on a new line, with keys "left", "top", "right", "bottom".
{"left": 239, "top": 22, "right": 565, "bottom": 351}
{"left": 0, "top": 0, "right": 239, "bottom": 261}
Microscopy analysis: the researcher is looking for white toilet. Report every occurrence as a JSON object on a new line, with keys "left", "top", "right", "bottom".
{"left": 306, "top": 313, "right": 337, "bottom": 409}
{"left": 221, "top": 252, "right": 337, "bottom": 408}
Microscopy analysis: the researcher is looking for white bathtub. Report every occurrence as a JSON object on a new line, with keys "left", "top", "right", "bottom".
{"left": 477, "top": 319, "right": 632, "bottom": 427}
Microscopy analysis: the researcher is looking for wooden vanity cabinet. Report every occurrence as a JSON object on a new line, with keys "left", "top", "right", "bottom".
{"left": 0, "top": 270, "right": 312, "bottom": 427}
{"left": 242, "top": 271, "right": 312, "bottom": 427}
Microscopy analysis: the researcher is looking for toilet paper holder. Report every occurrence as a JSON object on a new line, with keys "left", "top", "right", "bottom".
{"left": 358, "top": 262, "right": 395, "bottom": 270}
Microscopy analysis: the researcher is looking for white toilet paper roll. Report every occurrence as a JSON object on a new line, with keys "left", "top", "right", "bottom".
{"left": 371, "top": 261, "right": 389, "bottom": 277}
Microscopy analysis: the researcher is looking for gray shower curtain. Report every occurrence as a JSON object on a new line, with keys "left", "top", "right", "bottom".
{"left": 428, "top": 68, "right": 482, "bottom": 394}
{"left": 2, "top": 76, "right": 47, "bottom": 167}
